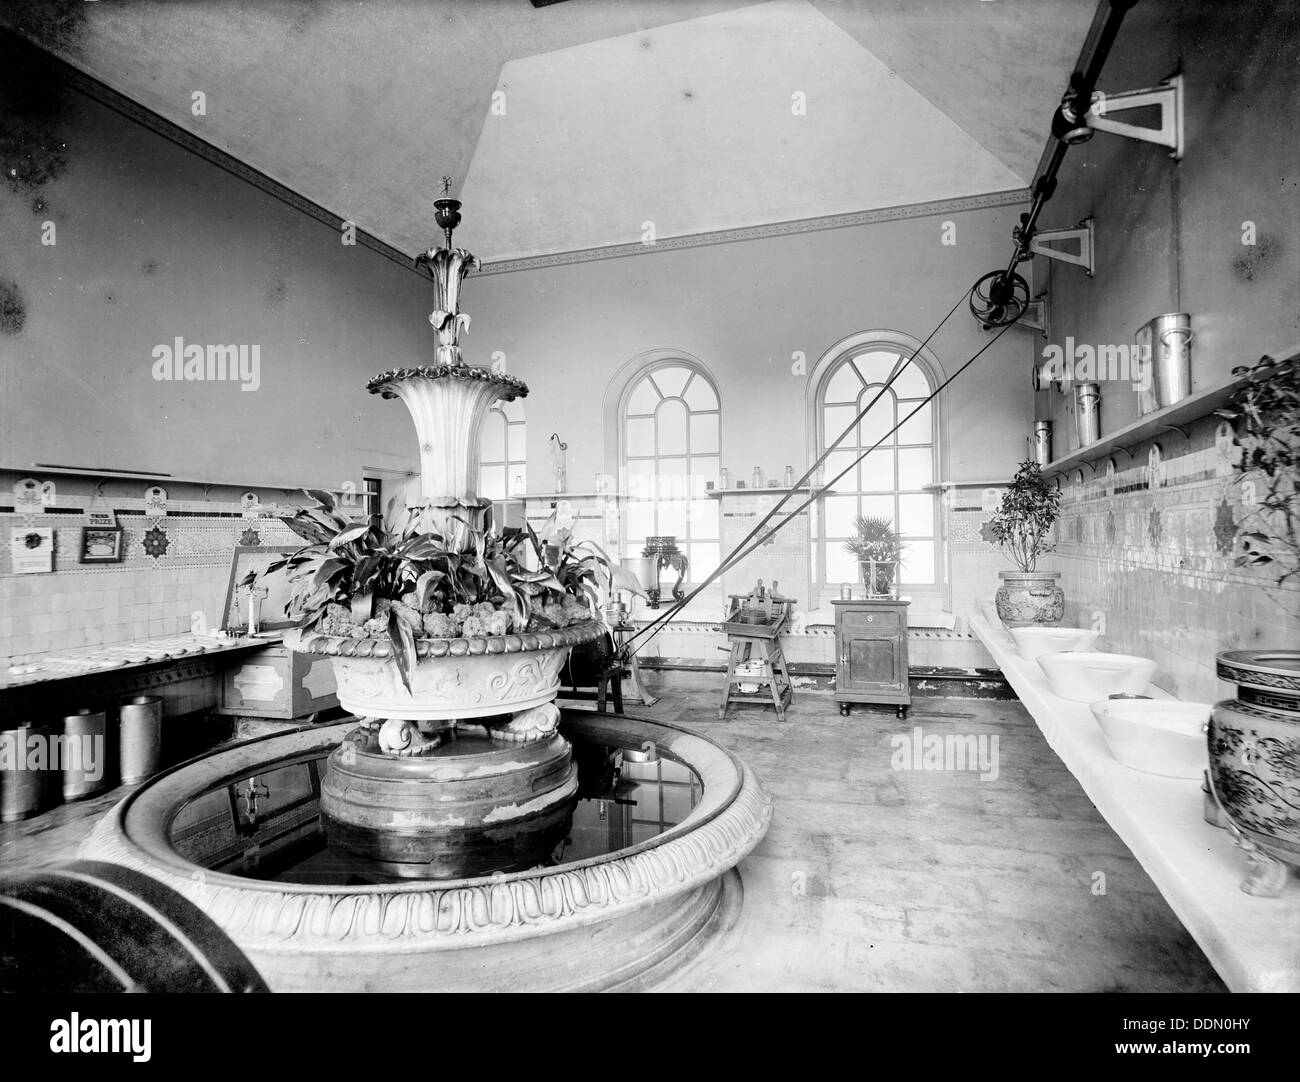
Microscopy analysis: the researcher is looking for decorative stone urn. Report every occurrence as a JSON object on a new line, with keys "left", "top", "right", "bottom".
{"left": 1208, "top": 650, "right": 1300, "bottom": 897}
{"left": 994, "top": 570, "right": 1065, "bottom": 627}
{"left": 285, "top": 197, "right": 602, "bottom": 875}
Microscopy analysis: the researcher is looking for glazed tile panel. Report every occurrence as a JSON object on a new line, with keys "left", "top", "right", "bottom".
{"left": 1050, "top": 414, "right": 1299, "bottom": 704}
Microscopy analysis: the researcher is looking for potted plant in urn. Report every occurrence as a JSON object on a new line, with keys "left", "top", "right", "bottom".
{"left": 986, "top": 459, "right": 1063, "bottom": 627}
{"left": 1207, "top": 349, "right": 1300, "bottom": 897}
{"left": 843, "top": 515, "right": 905, "bottom": 597}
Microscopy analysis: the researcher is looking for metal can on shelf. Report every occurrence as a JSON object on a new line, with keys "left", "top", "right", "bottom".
{"left": 61, "top": 708, "right": 107, "bottom": 802}
{"left": 1, "top": 720, "right": 53, "bottom": 822}
{"left": 120, "top": 695, "right": 163, "bottom": 786}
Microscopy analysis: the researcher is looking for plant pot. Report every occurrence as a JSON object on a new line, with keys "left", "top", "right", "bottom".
{"left": 994, "top": 570, "right": 1063, "bottom": 628}
{"left": 1208, "top": 649, "right": 1300, "bottom": 897}
{"left": 285, "top": 621, "right": 603, "bottom": 721}
{"left": 858, "top": 559, "right": 898, "bottom": 599}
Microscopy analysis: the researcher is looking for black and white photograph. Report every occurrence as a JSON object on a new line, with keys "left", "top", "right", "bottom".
{"left": 0, "top": 0, "right": 1297, "bottom": 1048}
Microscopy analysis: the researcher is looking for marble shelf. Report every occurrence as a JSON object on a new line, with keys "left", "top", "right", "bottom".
{"left": 970, "top": 606, "right": 1300, "bottom": 993}
{"left": 706, "top": 487, "right": 830, "bottom": 499}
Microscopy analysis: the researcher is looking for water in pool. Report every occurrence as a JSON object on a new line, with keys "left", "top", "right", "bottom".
{"left": 168, "top": 726, "right": 702, "bottom": 884}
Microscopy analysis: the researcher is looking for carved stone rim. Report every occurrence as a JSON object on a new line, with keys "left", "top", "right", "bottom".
{"left": 283, "top": 619, "right": 603, "bottom": 659}
{"left": 83, "top": 713, "right": 773, "bottom": 951}
{"left": 366, "top": 364, "right": 529, "bottom": 400}
{"left": 1216, "top": 650, "right": 1300, "bottom": 694}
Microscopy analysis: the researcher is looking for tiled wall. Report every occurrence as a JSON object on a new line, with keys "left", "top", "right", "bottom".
{"left": 1050, "top": 415, "right": 1298, "bottom": 703}
{"left": 1, "top": 473, "right": 302, "bottom": 662}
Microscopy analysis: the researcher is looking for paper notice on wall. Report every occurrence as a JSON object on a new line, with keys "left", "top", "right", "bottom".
{"left": 10, "top": 527, "right": 54, "bottom": 574}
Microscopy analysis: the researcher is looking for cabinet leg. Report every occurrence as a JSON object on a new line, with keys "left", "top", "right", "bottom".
{"left": 838, "top": 703, "right": 850, "bottom": 717}
{"left": 896, "top": 705, "right": 908, "bottom": 719}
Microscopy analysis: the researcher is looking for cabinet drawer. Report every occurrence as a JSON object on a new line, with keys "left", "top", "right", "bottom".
{"left": 842, "top": 608, "right": 901, "bottom": 629}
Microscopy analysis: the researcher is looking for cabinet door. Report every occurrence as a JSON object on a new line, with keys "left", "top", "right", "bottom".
{"left": 843, "top": 633, "right": 903, "bottom": 691}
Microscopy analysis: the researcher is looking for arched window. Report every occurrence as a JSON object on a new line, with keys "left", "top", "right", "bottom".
{"left": 621, "top": 361, "right": 720, "bottom": 581}
{"left": 816, "top": 342, "right": 938, "bottom": 589}
{"left": 478, "top": 399, "right": 526, "bottom": 500}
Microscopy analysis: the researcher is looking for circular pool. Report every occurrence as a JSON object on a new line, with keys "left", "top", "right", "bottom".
{"left": 83, "top": 711, "right": 771, "bottom": 992}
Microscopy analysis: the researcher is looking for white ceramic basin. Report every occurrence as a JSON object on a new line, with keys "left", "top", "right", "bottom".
{"left": 1008, "top": 626, "right": 1100, "bottom": 662}
{"left": 1089, "top": 699, "right": 1211, "bottom": 779}
{"left": 1037, "top": 651, "right": 1157, "bottom": 702}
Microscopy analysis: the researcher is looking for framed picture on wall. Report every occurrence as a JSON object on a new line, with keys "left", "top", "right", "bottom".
{"left": 221, "top": 545, "right": 301, "bottom": 632}
{"left": 79, "top": 526, "right": 124, "bottom": 564}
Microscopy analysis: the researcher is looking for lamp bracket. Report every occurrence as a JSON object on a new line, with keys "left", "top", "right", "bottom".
{"left": 1029, "top": 218, "right": 1094, "bottom": 277}
{"left": 1085, "top": 75, "right": 1184, "bottom": 160}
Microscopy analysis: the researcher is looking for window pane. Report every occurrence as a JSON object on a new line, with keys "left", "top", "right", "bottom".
{"left": 690, "top": 456, "right": 720, "bottom": 492}
{"left": 652, "top": 365, "right": 691, "bottom": 400}
{"left": 498, "top": 398, "right": 525, "bottom": 423}
{"left": 480, "top": 411, "right": 506, "bottom": 462}
{"left": 860, "top": 449, "right": 895, "bottom": 491}
{"left": 824, "top": 363, "right": 862, "bottom": 403}
{"left": 823, "top": 404, "right": 858, "bottom": 448}
{"left": 898, "top": 448, "right": 933, "bottom": 490}
{"left": 507, "top": 424, "right": 526, "bottom": 462}
{"left": 657, "top": 399, "right": 689, "bottom": 456}
{"left": 625, "top": 459, "right": 655, "bottom": 500}
{"left": 859, "top": 494, "right": 896, "bottom": 525}
{"left": 657, "top": 499, "right": 688, "bottom": 538}
{"left": 890, "top": 363, "right": 930, "bottom": 399}
{"left": 854, "top": 351, "right": 897, "bottom": 384}
{"left": 823, "top": 449, "right": 859, "bottom": 490}
{"left": 657, "top": 457, "right": 688, "bottom": 500}
{"left": 688, "top": 542, "right": 719, "bottom": 579}
{"left": 689, "top": 500, "right": 718, "bottom": 539}
{"left": 824, "top": 495, "right": 859, "bottom": 537}
{"left": 689, "top": 411, "right": 719, "bottom": 454}
{"left": 511, "top": 466, "right": 527, "bottom": 495}
{"left": 824, "top": 544, "right": 858, "bottom": 583}
{"left": 898, "top": 493, "right": 934, "bottom": 537}
{"left": 896, "top": 401, "right": 931, "bottom": 445}
{"left": 682, "top": 374, "right": 718, "bottom": 411}
{"left": 479, "top": 464, "right": 506, "bottom": 501}
{"left": 901, "top": 540, "right": 936, "bottom": 584}
{"left": 626, "top": 416, "right": 656, "bottom": 458}
{"left": 627, "top": 377, "right": 660, "bottom": 415}
{"left": 626, "top": 501, "right": 655, "bottom": 540}
{"left": 858, "top": 392, "right": 896, "bottom": 447}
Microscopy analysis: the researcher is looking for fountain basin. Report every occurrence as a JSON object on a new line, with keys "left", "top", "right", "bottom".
{"left": 1037, "top": 651, "right": 1157, "bottom": 702}
{"left": 286, "top": 621, "right": 602, "bottom": 721}
{"left": 81, "top": 712, "right": 772, "bottom": 992}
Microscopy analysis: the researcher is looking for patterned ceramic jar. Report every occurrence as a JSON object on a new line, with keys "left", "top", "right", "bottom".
{"left": 1208, "top": 650, "right": 1300, "bottom": 897}
{"left": 994, "top": 571, "right": 1065, "bottom": 628}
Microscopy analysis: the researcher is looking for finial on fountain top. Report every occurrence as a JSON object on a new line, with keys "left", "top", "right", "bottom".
{"left": 416, "top": 177, "right": 477, "bottom": 366}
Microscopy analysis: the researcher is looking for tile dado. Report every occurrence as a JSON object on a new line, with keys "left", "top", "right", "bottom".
{"left": 2, "top": 480, "right": 301, "bottom": 663}
{"left": 1050, "top": 415, "right": 1298, "bottom": 703}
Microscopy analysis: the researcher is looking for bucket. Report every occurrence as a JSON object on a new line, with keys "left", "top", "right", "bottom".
{"left": 1138, "top": 312, "right": 1194, "bottom": 413}
{"left": 1, "top": 720, "right": 52, "bottom": 822}
{"left": 119, "top": 695, "right": 163, "bottom": 785}
{"left": 61, "top": 709, "right": 107, "bottom": 802}
{"left": 1033, "top": 420, "right": 1052, "bottom": 467}
{"left": 1074, "top": 382, "right": 1101, "bottom": 446}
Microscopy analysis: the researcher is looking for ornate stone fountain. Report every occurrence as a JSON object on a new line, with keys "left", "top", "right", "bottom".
{"left": 284, "top": 194, "right": 603, "bottom": 877}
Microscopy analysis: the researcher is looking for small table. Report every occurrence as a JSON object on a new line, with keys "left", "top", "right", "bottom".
{"left": 719, "top": 594, "right": 795, "bottom": 722}
{"left": 612, "top": 622, "right": 659, "bottom": 707}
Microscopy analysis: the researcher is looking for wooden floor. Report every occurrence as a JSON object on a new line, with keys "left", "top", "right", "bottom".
{"left": 1, "top": 680, "right": 1226, "bottom": 993}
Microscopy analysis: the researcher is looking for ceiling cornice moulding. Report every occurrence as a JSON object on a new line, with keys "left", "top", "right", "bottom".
{"left": 475, "top": 190, "right": 1031, "bottom": 277}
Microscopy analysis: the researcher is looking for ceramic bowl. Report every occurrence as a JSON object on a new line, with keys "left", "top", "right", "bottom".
{"left": 1008, "top": 626, "right": 1100, "bottom": 662}
{"left": 1089, "top": 699, "right": 1211, "bottom": 779}
{"left": 1037, "top": 651, "right": 1157, "bottom": 702}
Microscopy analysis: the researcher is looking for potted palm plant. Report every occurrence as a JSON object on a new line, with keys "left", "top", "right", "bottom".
{"left": 1207, "top": 349, "right": 1300, "bottom": 897}
{"left": 844, "top": 515, "right": 904, "bottom": 597}
{"left": 986, "top": 459, "right": 1063, "bottom": 627}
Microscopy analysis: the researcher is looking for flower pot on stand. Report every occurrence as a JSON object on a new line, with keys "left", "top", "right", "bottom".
{"left": 994, "top": 570, "right": 1064, "bottom": 627}
{"left": 858, "top": 559, "right": 898, "bottom": 599}
{"left": 1207, "top": 649, "right": 1300, "bottom": 897}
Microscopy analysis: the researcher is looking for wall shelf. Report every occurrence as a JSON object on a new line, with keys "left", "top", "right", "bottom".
{"left": 922, "top": 479, "right": 1011, "bottom": 491}
{"left": 1042, "top": 340, "right": 1298, "bottom": 479}
{"left": 2, "top": 463, "right": 357, "bottom": 498}
{"left": 706, "top": 487, "right": 828, "bottom": 499}
{"left": 524, "top": 491, "right": 619, "bottom": 500}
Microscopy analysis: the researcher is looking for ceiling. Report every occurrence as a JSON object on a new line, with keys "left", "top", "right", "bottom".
{"left": 3, "top": 0, "right": 1099, "bottom": 261}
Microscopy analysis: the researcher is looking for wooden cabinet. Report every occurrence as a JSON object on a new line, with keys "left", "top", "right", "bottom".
{"left": 832, "top": 599, "right": 910, "bottom": 718}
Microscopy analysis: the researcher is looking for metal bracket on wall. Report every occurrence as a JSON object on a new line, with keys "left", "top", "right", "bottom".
{"left": 1085, "top": 75, "right": 1184, "bottom": 161}
{"left": 1029, "top": 219, "right": 1094, "bottom": 277}
{"left": 1016, "top": 294, "right": 1050, "bottom": 340}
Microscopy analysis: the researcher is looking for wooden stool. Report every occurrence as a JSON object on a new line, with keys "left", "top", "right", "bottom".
{"left": 719, "top": 583, "right": 795, "bottom": 722}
